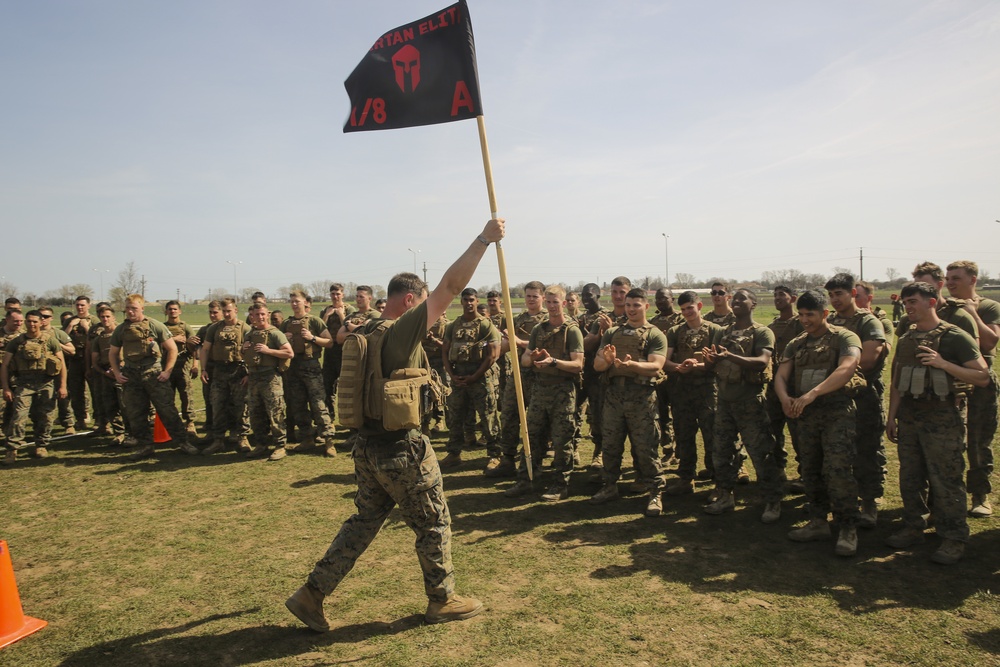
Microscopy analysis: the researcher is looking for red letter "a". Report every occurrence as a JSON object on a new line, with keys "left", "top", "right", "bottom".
{"left": 451, "top": 80, "right": 475, "bottom": 116}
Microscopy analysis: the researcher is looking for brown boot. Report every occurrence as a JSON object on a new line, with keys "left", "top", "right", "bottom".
{"left": 128, "top": 445, "right": 156, "bottom": 461}
{"left": 285, "top": 584, "right": 330, "bottom": 632}
{"left": 425, "top": 594, "right": 483, "bottom": 624}
{"left": 440, "top": 452, "right": 462, "bottom": 468}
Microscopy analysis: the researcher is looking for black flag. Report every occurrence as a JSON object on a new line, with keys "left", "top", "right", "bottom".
{"left": 343, "top": 0, "right": 483, "bottom": 132}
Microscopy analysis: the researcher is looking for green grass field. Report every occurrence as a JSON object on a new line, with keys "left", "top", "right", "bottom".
{"left": 2, "top": 293, "right": 998, "bottom": 666}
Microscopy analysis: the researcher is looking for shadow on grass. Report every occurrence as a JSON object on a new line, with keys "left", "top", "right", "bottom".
{"left": 58, "top": 608, "right": 425, "bottom": 667}
{"left": 540, "top": 499, "right": 1000, "bottom": 614}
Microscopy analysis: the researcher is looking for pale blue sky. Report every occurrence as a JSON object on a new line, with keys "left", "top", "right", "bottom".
{"left": 2, "top": 1, "right": 998, "bottom": 300}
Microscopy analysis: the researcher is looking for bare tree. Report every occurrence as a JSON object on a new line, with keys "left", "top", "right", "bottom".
{"left": 885, "top": 267, "right": 900, "bottom": 282}
{"left": 0, "top": 279, "right": 17, "bottom": 300}
{"left": 308, "top": 280, "right": 331, "bottom": 298}
{"left": 108, "top": 261, "right": 142, "bottom": 310}
{"left": 673, "top": 273, "right": 695, "bottom": 288}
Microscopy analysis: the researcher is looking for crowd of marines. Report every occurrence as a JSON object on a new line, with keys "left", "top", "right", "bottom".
{"left": 2, "top": 260, "right": 997, "bottom": 566}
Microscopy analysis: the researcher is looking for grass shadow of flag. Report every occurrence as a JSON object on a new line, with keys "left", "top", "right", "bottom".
{"left": 343, "top": 0, "right": 483, "bottom": 132}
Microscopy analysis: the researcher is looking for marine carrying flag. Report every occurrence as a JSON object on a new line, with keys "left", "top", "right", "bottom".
{"left": 343, "top": 0, "right": 483, "bottom": 133}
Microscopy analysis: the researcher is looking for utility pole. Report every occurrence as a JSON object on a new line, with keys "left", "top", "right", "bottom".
{"left": 140, "top": 275, "right": 147, "bottom": 299}
{"left": 422, "top": 261, "right": 427, "bottom": 284}
{"left": 859, "top": 247, "right": 864, "bottom": 281}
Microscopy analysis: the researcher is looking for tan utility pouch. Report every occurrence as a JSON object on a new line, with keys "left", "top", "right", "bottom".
{"left": 45, "top": 355, "right": 63, "bottom": 377}
{"left": 381, "top": 368, "right": 430, "bottom": 431}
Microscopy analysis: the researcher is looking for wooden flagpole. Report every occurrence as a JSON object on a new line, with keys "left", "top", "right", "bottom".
{"left": 476, "top": 115, "right": 533, "bottom": 480}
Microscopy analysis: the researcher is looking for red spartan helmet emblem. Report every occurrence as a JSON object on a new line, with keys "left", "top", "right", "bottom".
{"left": 392, "top": 44, "right": 420, "bottom": 93}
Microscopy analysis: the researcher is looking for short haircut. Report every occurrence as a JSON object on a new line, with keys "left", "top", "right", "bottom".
{"left": 460, "top": 287, "right": 478, "bottom": 298}
{"left": 912, "top": 261, "right": 943, "bottom": 283}
{"left": 486, "top": 290, "right": 501, "bottom": 299}
{"left": 165, "top": 300, "right": 180, "bottom": 309}
{"left": 95, "top": 301, "right": 110, "bottom": 310}
{"left": 208, "top": 300, "right": 223, "bottom": 310}
{"left": 125, "top": 294, "right": 145, "bottom": 306}
{"left": 677, "top": 290, "right": 700, "bottom": 306}
{"left": 524, "top": 280, "right": 545, "bottom": 293}
{"left": 796, "top": 289, "right": 827, "bottom": 312}
{"left": 97, "top": 305, "right": 114, "bottom": 315}
{"left": 855, "top": 281, "right": 875, "bottom": 297}
{"left": 25, "top": 309, "right": 42, "bottom": 319}
{"left": 611, "top": 276, "right": 632, "bottom": 289}
{"left": 289, "top": 289, "right": 308, "bottom": 301}
{"left": 271, "top": 308, "right": 283, "bottom": 316}
{"left": 6, "top": 309, "right": 23, "bottom": 320}
{"left": 566, "top": 290, "right": 578, "bottom": 300}
{"left": 251, "top": 291, "right": 266, "bottom": 300}
{"left": 946, "top": 260, "right": 978, "bottom": 278}
{"left": 545, "top": 284, "right": 566, "bottom": 300}
{"left": 734, "top": 288, "right": 757, "bottom": 305}
{"left": 221, "top": 298, "right": 236, "bottom": 308}
{"left": 5, "top": 297, "right": 21, "bottom": 307}
{"left": 356, "top": 285, "right": 374, "bottom": 297}
{"left": 773, "top": 285, "right": 796, "bottom": 297}
{"left": 386, "top": 273, "right": 427, "bottom": 298}
{"left": 583, "top": 283, "right": 601, "bottom": 296}
{"left": 38, "top": 306, "right": 53, "bottom": 315}
{"left": 75, "top": 296, "right": 91, "bottom": 304}
{"left": 329, "top": 283, "right": 344, "bottom": 292}
{"left": 249, "top": 302, "right": 268, "bottom": 312}
{"left": 375, "top": 298, "right": 386, "bottom": 308}
{"left": 711, "top": 281, "right": 728, "bottom": 292}
{"left": 625, "top": 288, "right": 647, "bottom": 301}
{"left": 824, "top": 273, "right": 855, "bottom": 292}
{"left": 901, "top": 281, "right": 938, "bottom": 300}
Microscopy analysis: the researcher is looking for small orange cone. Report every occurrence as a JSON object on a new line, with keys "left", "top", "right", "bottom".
{"left": 0, "top": 541, "right": 47, "bottom": 649}
{"left": 153, "top": 413, "right": 170, "bottom": 443}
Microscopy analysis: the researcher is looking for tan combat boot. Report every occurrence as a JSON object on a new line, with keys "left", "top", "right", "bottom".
{"left": 425, "top": 594, "right": 483, "bottom": 624}
{"left": 285, "top": 584, "right": 330, "bottom": 632}
{"left": 704, "top": 489, "right": 735, "bottom": 515}
{"left": 788, "top": 518, "right": 831, "bottom": 542}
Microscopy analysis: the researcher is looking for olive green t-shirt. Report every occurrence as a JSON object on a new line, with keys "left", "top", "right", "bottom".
{"left": 108, "top": 317, "right": 173, "bottom": 347}
{"left": 976, "top": 297, "right": 1000, "bottom": 359}
{"left": 527, "top": 321, "right": 585, "bottom": 354}
{"left": 599, "top": 323, "right": 668, "bottom": 358}
{"left": 896, "top": 304, "right": 977, "bottom": 340}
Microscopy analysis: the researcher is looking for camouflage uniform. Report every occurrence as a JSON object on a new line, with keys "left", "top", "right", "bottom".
{"left": 649, "top": 309, "right": 684, "bottom": 454}
{"left": 307, "top": 301, "right": 455, "bottom": 603}
{"left": 712, "top": 323, "right": 783, "bottom": 502}
{"left": 3, "top": 332, "right": 63, "bottom": 452}
{"left": 193, "top": 321, "right": 216, "bottom": 432}
{"left": 966, "top": 297, "right": 999, "bottom": 496}
{"left": 576, "top": 306, "right": 609, "bottom": 455}
{"left": 422, "top": 314, "right": 449, "bottom": 433}
{"left": 91, "top": 323, "right": 125, "bottom": 436}
{"left": 499, "top": 309, "right": 547, "bottom": 459}
{"left": 704, "top": 310, "right": 736, "bottom": 327}
{"left": 164, "top": 318, "right": 196, "bottom": 424}
{"left": 781, "top": 327, "right": 863, "bottom": 524}
{"left": 111, "top": 317, "right": 190, "bottom": 447}
{"left": 244, "top": 325, "right": 289, "bottom": 450}
{"left": 892, "top": 323, "right": 981, "bottom": 542}
{"left": 598, "top": 322, "right": 668, "bottom": 492}
{"left": 829, "top": 310, "right": 887, "bottom": 502}
{"left": 766, "top": 315, "right": 804, "bottom": 475}
{"left": 667, "top": 320, "right": 722, "bottom": 480}
{"left": 489, "top": 311, "right": 507, "bottom": 400}
{"left": 443, "top": 314, "right": 500, "bottom": 456}
{"left": 281, "top": 314, "right": 336, "bottom": 443}
{"left": 64, "top": 313, "right": 98, "bottom": 425}
{"left": 0, "top": 323, "right": 23, "bottom": 436}
{"left": 204, "top": 320, "right": 251, "bottom": 442}
{"left": 516, "top": 320, "right": 584, "bottom": 486}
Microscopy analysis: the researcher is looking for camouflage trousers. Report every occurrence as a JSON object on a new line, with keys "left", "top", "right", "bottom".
{"left": 425, "top": 361, "right": 449, "bottom": 433}
{"left": 580, "top": 369, "right": 604, "bottom": 453}
{"left": 713, "top": 384, "right": 782, "bottom": 502}
{"left": 600, "top": 380, "right": 664, "bottom": 491}
{"left": 65, "top": 356, "right": 93, "bottom": 424}
{"left": 247, "top": 370, "right": 286, "bottom": 448}
{"left": 671, "top": 377, "right": 717, "bottom": 481}
{"left": 168, "top": 354, "right": 196, "bottom": 423}
{"left": 446, "top": 364, "right": 499, "bottom": 455}
{"left": 966, "top": 369, "right": 999, "bottom": 496}
{"left": 655, "top": 380, "right": 674, "bottom": 451}
{"left": 896, "top": 400, "right": 968, "bottom": 542}
{"left": 93, "top": 370, "right": 125, "bottom": 436}
{"left": 766, "top": 383, "right": 799, "bottom": 476}
{"left": 286, "top": 358, "right": 335, "bottom": 441}
{"left": 209, "top": 364, "right": 249, "bottom": 440}
{"left": 3, "top": 374, "right": 56, "bottom": 450}
{"left": 500, "top": 369, "right": 535, "bottom": 459}
{"left": 202, "top": 364, "right": 214, "bottom": 431}
{"left": 308, "top": 430, "right": 454, "bottom": 603}
{"left": 519, "top": 379, "right": 577, "bottom": 486}
{"left": 853, "top": 383, "right": 887, "bottom": 501}
{"left": 322, "top": 346, "right": 344, "bottom": 418}
{"left": 121, "top": 363, "right": 189, "bottom": 447}
{"left": 796, "top": 396, "right": 859, "bottom": 524}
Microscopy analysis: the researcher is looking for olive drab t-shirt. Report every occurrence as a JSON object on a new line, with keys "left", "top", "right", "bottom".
{"left": 896, "top": 303, "right": 978, "bottom": 341}
{"left": 974, "top": 297, "right": 1000, "bottom": 360}
{"left": 527, "top": 321, "right": 585, "bottom": 354}
{"left": 781, "top": 327, "right": 861, "bottom": 401}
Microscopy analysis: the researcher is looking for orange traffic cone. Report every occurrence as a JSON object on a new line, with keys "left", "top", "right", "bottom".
{"left": 153, "top": 413, "right": 170, "bottom": 443}
{"left": 0, "top": 541, "right": 47, "bottom": 649}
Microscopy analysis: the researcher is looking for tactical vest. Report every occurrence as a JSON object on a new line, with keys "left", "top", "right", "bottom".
{"left": 650, "top": 311, "right": 682, "bottom": 333}
{"left": 769, "top": 317, "right": 801, "bottom": 363}
{"left": 510, "top": 310, "right": 547, "bottom": 340}
{"left": 489, "top": 312, "right": 505, "bottom": 329}
{"left": 94, "top": 326, "right": 115, "bottom": 370}
{"left": 673, "top": 322, "right": 713, "bottom": 379}
{"left": 448, "top": 316, "right": 488, "bottom": 364}
{"left": 165, "top": 321, "right": 190, "bottom": 356}
{"left": 211, "top": 323, "right": 245, "bottom": 364}
{"left": 10, "top": 334, "right": 52, "bottom": 375}
{"left": 122, "top": 319, "right": 162, "bottom": 365}
{"left": 68, "top": 320, "right": 89, "bottom": 358}
{"left": 244, "top": 326, "right": 284, "bottom": 372}
{"left": 0, "top": 328, "right": 21, "bottom": 367}
{"left": 939, "top": 298, "right": 967, "bottom": 323}
{"left": 286, "top": 316, "right": 322, "bottom": 360}
{"left": 705, "top": 311, "right": 735, "bottom": 327}
{"left": 790, "top": 326, "right": 866, "bottom": 397}
{"left": 714, "top": 323, "right": 772, "bottom": 385}
{"left": 829, "top": 310, "right": 887, "bottom": 378}
{"left": 894, "top": 323, "right": 970, "bottom": 400}
{"left": 534, "top": 320, "right": 581, "bottom": 383}
{"left": 606, "top": 323, "right": 658, "bottom": 384}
